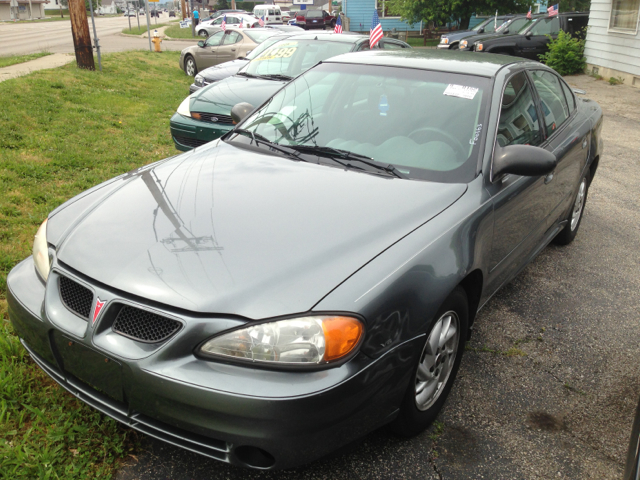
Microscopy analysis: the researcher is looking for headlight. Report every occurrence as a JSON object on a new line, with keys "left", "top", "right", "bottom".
{"left": 32, "top": 218, "right": 51, "bottom": 281}
{"left": 476, "top": 43, "right": 483, "bottom": 52}
{"left": 440, "top": 36, "right": 449, "bottom": 44}
{"left": 176, "top": 96, "right": 191, "bottom": 117}
{"left": 460, "top": 40, "right": 468, "bottom": 49}
{"left": 199, "top": 315, "right": 364, "bottom": 366}
{"left": 194, "top": 74, "right": 204, "bottom": 86}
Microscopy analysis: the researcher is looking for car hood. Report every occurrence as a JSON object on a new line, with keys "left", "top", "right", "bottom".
{"left": 200, "top": 59, "right": 249, "bottom": 83}
{"left": 190, "top": 75, "right": 285, "bottom": 116}
{"left": 472, "top": 32, "right": 520, "bottom": 44}
{"left": 442, "top": 29, "right": 475, "bottom": 41}
{"left": 53, "top": 142, "right": 467, "bottom": 320}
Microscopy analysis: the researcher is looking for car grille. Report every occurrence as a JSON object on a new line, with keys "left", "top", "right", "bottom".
{"left": 59, "top": 276, "right": 93, "bottom": 319}
{"left": 173, "top": 136, "right": 210, "bottom": 148}
{"left": 112, "top": 305, "right": 182, "bottom": 343}
{"left": 192, "top": 112, "right": 235, "bottom": 125}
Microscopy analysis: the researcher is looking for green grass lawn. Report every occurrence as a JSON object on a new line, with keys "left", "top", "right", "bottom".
{"left": 0, "top": 52, "right": 52, "bottom": 68}
{"left": 121, "top": 22, "right": 169, "bottom": 35}
{"left": 164, "top": 24, "right": 199, "bottom": 39}
{"left": 0, "top": 50, "right": 191, "bottom": 478}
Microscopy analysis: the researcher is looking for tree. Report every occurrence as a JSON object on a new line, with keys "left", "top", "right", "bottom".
{"left": 386, "top": 0, "right": 534, "bottom": 31}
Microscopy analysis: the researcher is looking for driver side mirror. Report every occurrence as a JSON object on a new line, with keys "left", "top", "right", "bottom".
{"left": 503, "top": 28, "right": 509, "bottom": 34}
{"left": 478, "top": 27, "right": 484, "bottom": 33}
{"left": 231, "top": 102, "right": 255, "bottom": 124}
{"left": 493, "top": 144, "right": 557, "bottom": 180}
{"left": 197, "top": 40, "right": 205, "bottom": 47}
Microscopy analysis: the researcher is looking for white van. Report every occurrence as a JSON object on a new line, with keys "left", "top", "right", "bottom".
{"left": 253, "top": 4, "right": 283, "bottom": 24}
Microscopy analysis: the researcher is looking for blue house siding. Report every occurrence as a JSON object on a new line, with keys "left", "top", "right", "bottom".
{"left": 344, "top": 0, "right": 421, "bottom": 32}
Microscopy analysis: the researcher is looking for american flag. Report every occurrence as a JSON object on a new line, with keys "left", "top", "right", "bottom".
{"left": 334, "top": 15, "right": 342, "bottom": 33}
{"left": 547, "top": 4, "right": 558, "bottom": 16}
{"left": 526, "top": 6, "right": 532, "bottom": 19}
{"left": 221, "top": 14, "right": 226, "bottom": 31}
{"left": 258, "top": 15, "right": 265, "bottom": 26}
{"left": 370, "top": 10, "right": 383, "bottom": 48}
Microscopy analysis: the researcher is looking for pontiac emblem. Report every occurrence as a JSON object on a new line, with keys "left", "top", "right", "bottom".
{"left": 93, "top": 298, "right": 105, "bottom": 323}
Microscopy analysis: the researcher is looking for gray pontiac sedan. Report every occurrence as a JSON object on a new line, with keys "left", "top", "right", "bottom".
{"left": 7, "top": 50, "right": 603, "bottom": 470}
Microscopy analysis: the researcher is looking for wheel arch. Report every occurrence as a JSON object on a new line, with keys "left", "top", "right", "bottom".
{"left": 458, "top": 269, "right": 483, "bottom": 337}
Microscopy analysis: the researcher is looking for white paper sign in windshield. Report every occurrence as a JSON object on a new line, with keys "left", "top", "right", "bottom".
{"left": 443, "top": 84, "right": 479, "bottom": 100}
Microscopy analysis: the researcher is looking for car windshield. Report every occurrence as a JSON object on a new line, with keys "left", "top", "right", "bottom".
{"left": 497, "top": 17, "right": 528, "bottom": 33}
{"left": 245, "top": 35, "right": 293, "bottom": 59}
{"left": 229, "top": 62, "right": 490, "bottom": 183}
{"left": 244, "top": 29, "right": 280, "bottom": 44}
{"left": 239, "top": 39, "right": 353, "bottom": 78}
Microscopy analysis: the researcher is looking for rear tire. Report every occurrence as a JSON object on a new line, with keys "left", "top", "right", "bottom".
{"left": 198, "top": 30, "right": 208, "bottom": 37}
{"left": 390, "top": 287, "right": 468, "bottom": 437}
{"left": 553, "top": 171, "right": 590, "bottom": 246}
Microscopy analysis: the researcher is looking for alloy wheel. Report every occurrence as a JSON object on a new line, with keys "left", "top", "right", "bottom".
{"left": 570, "top": 178, "right": 587, "bottom": 231}
{"left": 414, "top": 311, "right": 460, "bottom": 411}
{"left": 185, "top": 58, "right": 196, "bottom": 76}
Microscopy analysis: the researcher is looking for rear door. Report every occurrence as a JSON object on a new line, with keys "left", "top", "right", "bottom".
{"left": 529, "top": 69, "right": 589, "bottom": 227}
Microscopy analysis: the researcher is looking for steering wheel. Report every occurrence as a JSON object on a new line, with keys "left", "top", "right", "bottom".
{"left": 408, "top": 127, "right": 467, "bottom": 160}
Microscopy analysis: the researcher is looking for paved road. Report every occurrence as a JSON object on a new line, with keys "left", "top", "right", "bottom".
{"left": 114, "top": 76, "right": 640, "bottom": 479}
{"left": 0, "top": 14, "right": 195, "bottom": 56}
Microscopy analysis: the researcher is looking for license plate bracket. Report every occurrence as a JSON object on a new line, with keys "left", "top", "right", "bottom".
{"left": 53, "top": 332, "right": 123, "bottom": 402}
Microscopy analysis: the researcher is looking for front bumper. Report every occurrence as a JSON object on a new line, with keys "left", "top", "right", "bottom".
{"left": 169, "top": 112, "right": 234, "bottom": 151}
{"left": 7, "top": 257, "right": 415, "bottom": 470}
{"left": 436, "top": 43, "right": 452, "bottom": 49}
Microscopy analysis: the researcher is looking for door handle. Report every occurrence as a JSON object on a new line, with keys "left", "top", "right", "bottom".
{"left": 230, "top": 48, "right": 236, "bottom": 52}
{"left": 582, "top": 137, "right": 588, "bottom": 149}
{"left": 544, "top": 172, "right": 555, "bottom": 184}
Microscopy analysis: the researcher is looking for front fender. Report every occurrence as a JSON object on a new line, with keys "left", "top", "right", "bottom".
{"left": 313, "top": 175, "right": 494, "bottom": 360}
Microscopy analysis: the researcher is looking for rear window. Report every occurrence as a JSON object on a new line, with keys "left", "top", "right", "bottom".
{"left": 245, "top": 29, "right": 280, "bottom": 44}
{"left": 306, "top": 11, "right": 323, "bottom": 18}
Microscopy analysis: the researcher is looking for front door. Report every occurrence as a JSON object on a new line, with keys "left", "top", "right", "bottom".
{"left": 198, "top": 31, "right": 225, "bottom": 69}
{"left": 486, "top": 71, "right": 555, "bottom": 293}
{"left": 217, "top": 31, "right": 242, "bottom": 64}
{"left": 516, "top": 17, "right": 559, "bottom": 60}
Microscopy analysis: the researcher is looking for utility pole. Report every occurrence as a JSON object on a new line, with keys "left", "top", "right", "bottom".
{"left": 189, "top": 0, "right": 194, "bottom": 37}
{"left": 180, "top": 0, "right": 186, "bottom": 20}
{"left": 28, "top": 0, "right": 33, "bottom": 20}
{"left": 144, "top": 0, "right": 152, "bottom": 51}
{"left": 68, "top": 0, "right": 95, "bottom": 70}
{"left": 87, "top": 0, "right": 101, "bottom": 71}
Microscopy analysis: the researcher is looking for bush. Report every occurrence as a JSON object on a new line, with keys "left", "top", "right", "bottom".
{"left": 538, "top": 30, "right": 586, "bottom": 75}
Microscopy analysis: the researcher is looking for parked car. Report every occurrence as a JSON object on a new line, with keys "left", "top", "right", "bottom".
{"left": 625, "top": 396, "right": 640, "bottom": 480}
{"left": 123, "top": 10, "right": 136, "bottom": 16}
{"left": 196, "top": 13, "right": 258, "bottom": 37}
{"left": 171, "top": 32, "right": 411, "bottom": 150}
{"left": 189, "top": 31, "right": 302, "bottom": 93}
{"left": 253, "top": 4, "right": 283, "bottom": 24}
{"left": 150, "top": 9, "right": 160, "bottom": 17}
{"left": 169, "top": 10, "right": 176, "bottom": 17}
{"left": 294, "top": 9, "right": 327, "bottom": 29}
{"left": 458, "top": 13, "right": 546, "bottom": 51}
{"left": 437, "top": 15, "right": 515, "bottom": 50}
{"left": 179, "top": 28, "right": 281, "bottom": 76}
{"left": 471, "top": 11, "right": 589, "bottom": 60}
{"left": 8, "top": 49, "right": 603, "bottom": 471}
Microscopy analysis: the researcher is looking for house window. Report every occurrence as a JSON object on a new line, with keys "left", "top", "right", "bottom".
{"left": 375, "top": 0, "right": 400, "bottom": 19}
{"left": 609, "top": 0, "right": 640, "bottom": 33}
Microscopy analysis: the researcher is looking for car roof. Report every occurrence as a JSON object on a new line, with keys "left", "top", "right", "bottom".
{"left": 324, "top": 49, "right": 532, "bottom": 77}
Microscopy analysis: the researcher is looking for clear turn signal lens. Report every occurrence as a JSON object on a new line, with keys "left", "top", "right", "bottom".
{"left": 199, "top": 315, "right": 364, "bottom": 366}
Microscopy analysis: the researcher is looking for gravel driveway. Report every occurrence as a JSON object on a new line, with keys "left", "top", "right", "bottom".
{"left": 116, "top": 74, "right": 640, "bottom": 480}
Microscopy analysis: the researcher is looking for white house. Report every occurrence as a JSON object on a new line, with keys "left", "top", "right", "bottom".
{"left": 0, "top": 0, "right": 46, "bottom": 19}
{"left": 97, "top": 0, "right": 117, "bottom": 14}
{"left": 584, "top": 0, "right": 640, "bottom": 87}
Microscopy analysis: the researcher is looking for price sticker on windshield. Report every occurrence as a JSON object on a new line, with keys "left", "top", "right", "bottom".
{"left": 443, "top": 84, "right": 479, "bottom": 100}
{"left": 255, "top": 46, "right": 297, "bottom": 61}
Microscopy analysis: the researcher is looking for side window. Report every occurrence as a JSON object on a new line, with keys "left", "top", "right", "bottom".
{"left": 228, "top": 16, "right": 239, "bottom": 24}
{"left": 223, "top": 31, "right": 242, "bottom": 45}
{"left": 205, "top": 31, "right": 225, "bottom": 47}
{"left": 268, "top": 9, "right": 275, "bottom": 15}
{"left": 381, "top": 41, "right": 406, "bottom": 50}
{"left": 356, "top": 42, "right": 371, "bottom": 51}
{"left": 213, "top": 17, "right": 223, "bottom": 25}
{"left": 560, "top": 79, "right": 576, "bottom": 113}
{"left": 530, "top": 70, "right": 570, "bottom": 136}
{"left": 530, "top": 17, "right": 560, "bottom": 35}
{"left": 497, "top": 72, "right": 542, "bottom": 147}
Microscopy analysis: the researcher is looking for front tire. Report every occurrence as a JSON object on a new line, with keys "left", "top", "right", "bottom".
{"left": 553, "top": 171, "right": 590, "bottom": 246}
{"left": 390, "top": 287, "right": 469, "bottom": 437}
{"left": 198, "top": 30, "right": 208, "bottom": 37}
{"left": 184, "top": 55, "right": 197, "bottom": 76}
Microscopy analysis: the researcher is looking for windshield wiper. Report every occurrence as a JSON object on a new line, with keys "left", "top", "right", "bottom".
{"left": 258, "top": 73, "right": 293, "bottom": 81}
{"left": 288, "top": 145, "right": 406, "bottom": 179}
{"left": 232, "top": 129, "right": 303, "bottom": 160}
{"left": 236, "top": 71, "right": 259, "bottom": 78}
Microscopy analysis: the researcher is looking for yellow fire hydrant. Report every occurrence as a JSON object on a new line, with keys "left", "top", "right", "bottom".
{"left": 151, "top": 30, "right": 162, "bottom": 53}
